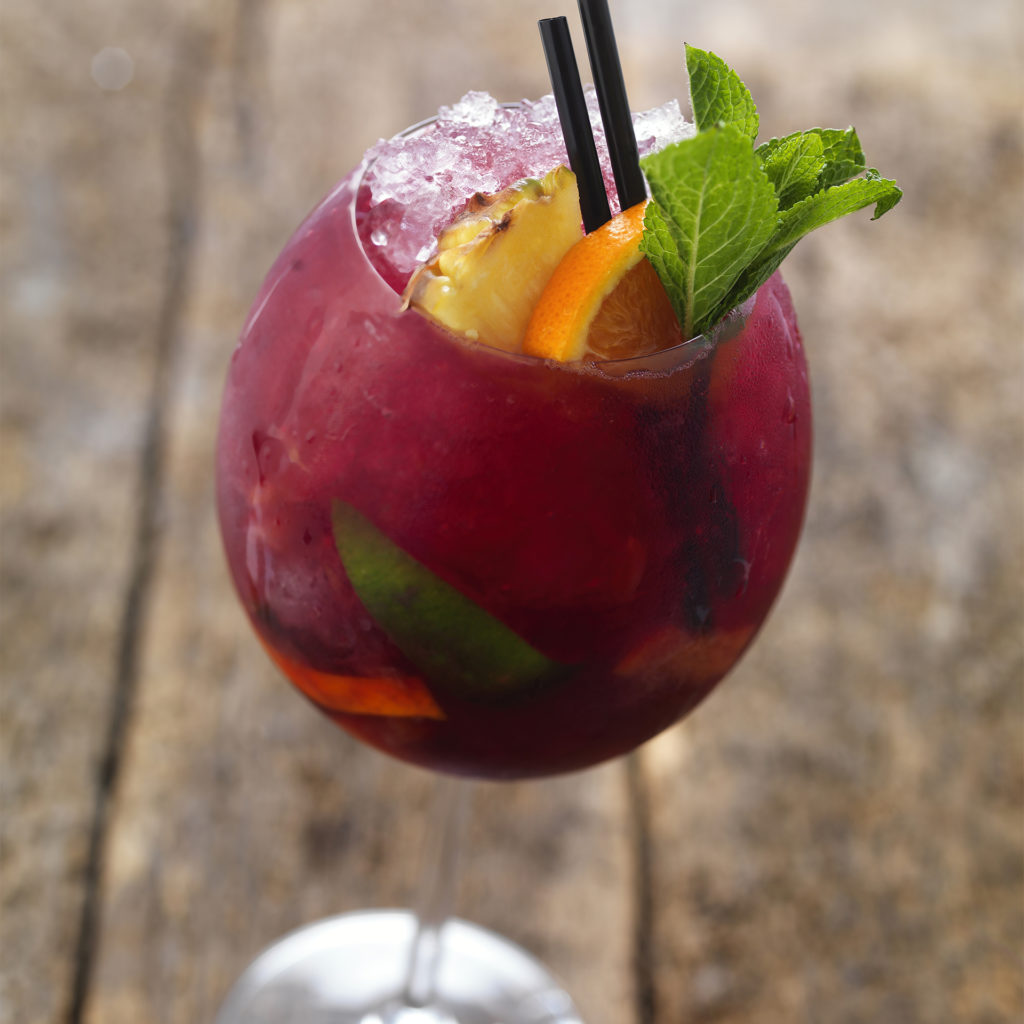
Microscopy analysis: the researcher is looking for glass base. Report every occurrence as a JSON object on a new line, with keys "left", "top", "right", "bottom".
{"left": 215, "top": 910, "right": 584, "bottom": 1024}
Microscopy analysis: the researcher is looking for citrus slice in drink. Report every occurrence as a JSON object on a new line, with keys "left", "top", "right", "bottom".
{"left": 404, "top": 166, "right": 583, "bottom": 352}
{"left": 332, "top": 501, "right": 564, "bottom": 702}
{"left": 522, "top": 201, "right": 682, "bottom": 362}
{"left": 260, "top": 637, "right": 445, "bottom": 720}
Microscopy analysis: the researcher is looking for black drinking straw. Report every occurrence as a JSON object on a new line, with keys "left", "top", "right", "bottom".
{"left": 577, "top": 0, "right": 647, "bottom": 210}
{"left": 539, "top": 17, "right": 611, "bottom": 234}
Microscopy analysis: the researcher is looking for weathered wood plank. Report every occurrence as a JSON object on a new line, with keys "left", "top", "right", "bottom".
{"left": 465, "top": 766, "right": 634, "bottom": 1021}
{"left": 642, "top": 6, "right": 1024, "bottom": 1020}
{"left": 4, "top": 1, "right": 1021, "bottom": 1023}
{"left": 82, "top": 2, "right": 634, "bottom": 1022}
{"left": 0, "top": 4, "right": 198, "bottom": 1022}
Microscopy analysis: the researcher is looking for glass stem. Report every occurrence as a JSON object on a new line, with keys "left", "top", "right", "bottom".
{"left": 401, "top": 775, "right": 473, "bottom": 1007}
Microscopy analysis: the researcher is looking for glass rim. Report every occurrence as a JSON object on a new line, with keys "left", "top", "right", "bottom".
{"left": 350, "top": 107, "right": 749, "bottom": 377}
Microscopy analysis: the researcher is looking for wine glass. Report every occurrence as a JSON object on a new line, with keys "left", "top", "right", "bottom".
{"left": 213, "top": 107, "right": 811, "bottom": 1022}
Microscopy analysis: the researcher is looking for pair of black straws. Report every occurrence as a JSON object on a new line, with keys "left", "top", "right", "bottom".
{"left": 540, "top": 0, "right": 647, "bottom": 233}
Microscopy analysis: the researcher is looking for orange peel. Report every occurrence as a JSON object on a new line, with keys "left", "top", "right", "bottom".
{"left": 260, "top": 637, "right": 444, "bottom": 720}
{"left": 522, "top": 201, "right": 682, "bottom": 362}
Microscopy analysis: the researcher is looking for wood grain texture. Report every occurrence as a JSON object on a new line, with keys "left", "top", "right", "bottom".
{"left": 1, "top": 4, "right": 201, "bottom": 1022}
{"left": 1, "top": 1, "right": 1021, "bottom": 1023}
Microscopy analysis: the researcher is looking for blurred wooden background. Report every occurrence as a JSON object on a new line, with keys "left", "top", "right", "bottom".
{"left": 1, "top": 1, "right": 1021, "bottom": 1022}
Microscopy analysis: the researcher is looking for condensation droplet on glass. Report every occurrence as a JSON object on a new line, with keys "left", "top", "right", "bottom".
{"left": 783, "top": 391, "right": 797, "bottom": 424}
{"left": 370, "top": 228, "right": 388, "bottom": 247}
{"left": 305, "top": 308, "right": 324, "bottom": 341}
{"left": 91, "top": 47, "right": 134, "bottom": 91}
{"left": 732, "top": 557, "right": 752, "bottom": 597}
{"left": 252, "top": 430, "right": 287, "bottom": 486}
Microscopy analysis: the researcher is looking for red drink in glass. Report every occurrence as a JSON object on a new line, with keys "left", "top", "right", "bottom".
{"left": 210, "top": 21, "right": 903, "bottom": 1007}
{"left": 216, "top": 156, "right": 812, "bottom": 780}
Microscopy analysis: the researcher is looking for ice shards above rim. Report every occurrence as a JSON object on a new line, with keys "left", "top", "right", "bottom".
{"left": 359, "top": 89, "right": 693, "bottom": 290}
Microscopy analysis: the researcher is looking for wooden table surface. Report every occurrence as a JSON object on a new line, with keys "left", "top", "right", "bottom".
{"left": 2, "top": 2, "right": 1021, "bottom": 1022}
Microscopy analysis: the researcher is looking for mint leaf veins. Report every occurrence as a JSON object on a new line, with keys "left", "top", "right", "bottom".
{"left": 642, "top": 126, "right": 778, "bottom": 340}
{"left": 686, "top": 45, "right": 758, "bottom": 138}
{"left": 640, "top": 45, "right": 902, "bottom": 339}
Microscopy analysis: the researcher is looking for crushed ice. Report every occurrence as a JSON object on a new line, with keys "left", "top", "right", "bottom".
{"left": 360, "top": 89, "right": 692, "bottom": 288}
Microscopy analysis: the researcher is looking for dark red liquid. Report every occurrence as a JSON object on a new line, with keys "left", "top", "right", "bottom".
{"left": 216, "top": 166, "right": 812, "bottom": 779}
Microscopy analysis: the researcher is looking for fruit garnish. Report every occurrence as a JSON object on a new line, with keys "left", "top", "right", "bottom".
{"left": 260, "top": 637, "right": 445, "bottom": 719}
{"left": 403, "top": 165, "right": 583, "bottom": 352}
{"left": 640, "top": 46, "right": 902, "bottom": 339}
{"left": 332, "top": 501, "right": 563, "bottom": 702}
{"left": 521, "top": 201, "right": 680, "bottom": 362}
{"left": 615, "top": 624, "right": 755, "bottom": 683}
{"left": 403, "top": 35, "right": 900, "bottom": 363}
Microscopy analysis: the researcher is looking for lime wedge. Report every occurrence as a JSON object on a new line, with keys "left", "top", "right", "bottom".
{"left": 332, "top": 501, "right": 562, "bottom": 701}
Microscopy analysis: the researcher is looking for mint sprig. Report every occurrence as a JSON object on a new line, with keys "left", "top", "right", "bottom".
{"left": 756, "top": 127, "right": 868, "bottom": 207}
{"left": 687, "top": 46, "right": 758, "bottom": 138}
{"left": 640, "top": 45, "right": 902, "bottom": 339}
{"left": 642, "top": 125, "right": 778, "bottom": 340}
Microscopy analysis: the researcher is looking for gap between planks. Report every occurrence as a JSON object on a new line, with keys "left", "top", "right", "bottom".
{"left": 66, "top": 11, "right": 661, "bottom": 1019}
{"left": 65, "top": 27, "right": 213, "bottom": 1024}
{"left": 626, "top": 750, "right": 657, "bottom": 1024}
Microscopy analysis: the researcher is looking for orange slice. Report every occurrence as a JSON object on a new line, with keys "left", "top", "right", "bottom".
{"left": 260, "top": 638, "right": 445, "bottom": 720}
{"left": 615, "top": 624, "right": 755, "bottom": 682}
{"left": 522, "top": 200, "right": 682, "bottom": 362}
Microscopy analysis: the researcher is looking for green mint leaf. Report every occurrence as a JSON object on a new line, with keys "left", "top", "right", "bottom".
{"left": 640, "top": 124, "right": 779, "bottom": 338}
{"left": 641, "top": 201, "right": 689, "bottom": 319}
{"left": 708, "top": 170, "right": 904, "bottom": 325}
{"left": 815, "top": 127, "right": 867, "bottom": 188}
{"left": 331, "top": 501, "right": 562, "bottom": 702}
{"left": 756, "top": 128, "right": 867, "bottom": 208}
{"left": 758, "top": 131, "right": 826, "bottom": 208}
{"left": 685, "top": 45, "right": 758, "bottom": 138}
{"left": 640, "top": 47, "right": 901, "bottom": 338}
{"left": 757, "top": 127, "right": 865, "bottom": 189}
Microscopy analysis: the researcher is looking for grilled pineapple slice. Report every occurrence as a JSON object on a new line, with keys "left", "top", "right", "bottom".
{"left": 404, "top": 166, "right": 583, "bottom": 352}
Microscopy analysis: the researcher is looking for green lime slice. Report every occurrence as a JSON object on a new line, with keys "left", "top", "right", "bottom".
{"left": 332, "top": 500, "right": 562, "bottom": 702}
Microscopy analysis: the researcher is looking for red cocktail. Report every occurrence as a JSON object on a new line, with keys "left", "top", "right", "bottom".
{"left": 214, "top": 13, "right": 898, "bottom": 1018}
{"left": 216, "top": 158, "right": 811, "bottom": 779}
